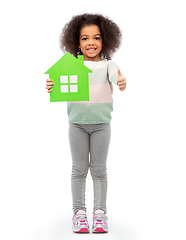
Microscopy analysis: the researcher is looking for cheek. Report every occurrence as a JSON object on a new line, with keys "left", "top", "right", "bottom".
{"left": 79, "top": 41, "right": 86, "bottom": 49}
{"left": 99, "top": 44, "right": 103, "bottom": 50}
{"left": 79, "top": 40, "right": 84, "bottom": 48}
{"left": 99, "top": 40, "right": 103, "bottom": 49}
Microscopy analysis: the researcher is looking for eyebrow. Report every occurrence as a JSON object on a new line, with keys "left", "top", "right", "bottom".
{"left": 81, "top": 34, "right": 102, "bottom": 37}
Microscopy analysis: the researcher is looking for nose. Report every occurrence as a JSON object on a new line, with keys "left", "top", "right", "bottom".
{"left": 88, "top": 39, "right": 95, "bottom": 45}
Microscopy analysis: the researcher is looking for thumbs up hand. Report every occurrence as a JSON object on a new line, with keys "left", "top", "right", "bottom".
{"left": 117, "top": 69, "right": 127, "bottom": 91}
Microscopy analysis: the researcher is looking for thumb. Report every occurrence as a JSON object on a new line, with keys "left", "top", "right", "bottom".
{"left": 118, "top": 69, "right": 122, "bottom": 76}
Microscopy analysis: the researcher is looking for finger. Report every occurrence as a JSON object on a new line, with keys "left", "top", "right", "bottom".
{"left": 46, "top": 79, "right": 54, "bottom": 85}
{"left": 46, "top": 79, "right": 53, "bottom": 82}
{"left": 46, "top": 86, "right": 52, "bottom": 90}
{"left": 119, "top": 85, "right": 126, "bottom": 90}
{"left": 46, "top": 82, "right": 54, "bottom": 86}
{"left": 46, "top": 84, "right": 54, "bottom": 91}
{"left": 117, "top": 80, "right": 124, "bottom": 84}
{"left": 118, "top": 83, "right": 126, "bottom": 90}
{"left": 46, "top": 83, "right": 53, "bottom": 88}
{"left": 118, "top": 69, "right": 122, "bottom": 76}
{"left": 118, "top": 81, "right": 125, "bottom": 86}
{"left": 118, "top": 80, "right": 127, "bottom": 87}
{"left": 47, "top": 88, "right": 53, "bottom": 93}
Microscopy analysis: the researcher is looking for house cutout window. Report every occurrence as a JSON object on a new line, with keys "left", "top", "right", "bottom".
{"left": 60, "top": 75, "right": 78, "bottom": 93}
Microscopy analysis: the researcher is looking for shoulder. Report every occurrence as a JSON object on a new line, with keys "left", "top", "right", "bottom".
{"left": 84, "top": 60, "right": 119, "bottom": 71}
{"left": 107, "top": 60, "right": 119, "bottom": 69}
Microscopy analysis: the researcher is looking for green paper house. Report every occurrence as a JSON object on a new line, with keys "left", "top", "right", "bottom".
{"left": 45, "top": 52, "right": 92, "bottom": 102}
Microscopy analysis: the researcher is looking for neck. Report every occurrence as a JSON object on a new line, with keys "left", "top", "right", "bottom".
{"left": 83, "top": 55, "right": 102, "bottom": 62}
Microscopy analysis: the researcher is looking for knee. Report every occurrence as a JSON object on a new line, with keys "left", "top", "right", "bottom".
{"left": 90, "top": 165, "right": 107, "bottom": 179}
{"left": 72, "top": 165, "right": 89, "bottom": 179}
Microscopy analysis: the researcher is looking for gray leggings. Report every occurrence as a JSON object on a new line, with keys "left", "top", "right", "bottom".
{"left": 68, "top": 123, "right": 111, "bottom": 214}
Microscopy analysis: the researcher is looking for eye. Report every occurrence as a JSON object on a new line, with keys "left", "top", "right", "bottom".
{"left": 95, "top": 37, "right": 101, "bottom": 40}
{"left": 82, "top": 37, "right": 88, "bottom": 40}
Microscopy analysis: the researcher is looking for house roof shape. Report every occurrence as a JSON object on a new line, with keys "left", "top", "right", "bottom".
{"left": 45, "top": 52, "right": 92, "bottom": 102}
{"left": 45, "top": 52, "right": 92, "bottom": 75}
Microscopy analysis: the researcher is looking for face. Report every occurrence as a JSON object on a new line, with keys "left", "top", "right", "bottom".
{"left": 79, "top": 24, "right": 103, "bottom": 61}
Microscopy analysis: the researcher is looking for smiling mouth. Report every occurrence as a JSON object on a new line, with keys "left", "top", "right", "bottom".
{"left": 87, "top": 48, "right": 97, "bottom": 51}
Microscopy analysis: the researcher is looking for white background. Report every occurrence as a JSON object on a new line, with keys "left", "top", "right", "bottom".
{"left": 0, "top": 0, "right": 186, "bottom": 239}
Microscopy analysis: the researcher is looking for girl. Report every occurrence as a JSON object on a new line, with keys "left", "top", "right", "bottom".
{"left": 46, "top": 13, "right": 126, "bottom": 233}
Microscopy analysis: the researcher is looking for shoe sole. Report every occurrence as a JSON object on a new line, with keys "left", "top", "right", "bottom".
{"left": 73, "top": 227, "right": 89, "bottom": 233}
{"left": 93, "top": 227, "right": 108, "bottom": 233}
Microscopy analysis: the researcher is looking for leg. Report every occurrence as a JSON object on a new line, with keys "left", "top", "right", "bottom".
{"left": 68, "top": 124, "right": 90, "bottom": 214}
{"left": 89, "top": 124, "right": 111, "bottom": 214}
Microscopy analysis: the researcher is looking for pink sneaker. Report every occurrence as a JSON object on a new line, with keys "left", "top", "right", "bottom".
{"left": 72, "top": 210, "right": 89, "bottom": 233}
{"left": 92, "top": 210, "right": 108, "bottom": 233}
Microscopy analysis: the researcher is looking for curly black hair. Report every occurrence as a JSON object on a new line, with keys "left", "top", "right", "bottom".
{"left": 60, "top": 13, "right": 122, "bottom": 60}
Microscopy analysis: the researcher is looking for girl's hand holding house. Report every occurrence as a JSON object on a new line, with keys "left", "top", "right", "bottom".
{"left": 117, "top": 69, "right": 127, "bottom": 91}
{"left": 46, "top": 79, "right": 54, "bottom": 93}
